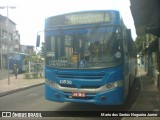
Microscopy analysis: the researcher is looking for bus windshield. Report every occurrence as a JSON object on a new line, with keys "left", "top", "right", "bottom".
{"left": 45, "top": 26, "right": 123, "bottom": 69}
{"left": 9, "top": 53, "right": 21, "bottom": 60}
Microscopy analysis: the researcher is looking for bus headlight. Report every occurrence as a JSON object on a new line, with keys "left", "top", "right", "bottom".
{"left": 105, "top": 81, "right": 122, "bottom": 89}
{"left": 106, "top": 83, "right": 114, "bottom": 89}
{"left": 46, "top": 79, "right": 57, "bottom": 87}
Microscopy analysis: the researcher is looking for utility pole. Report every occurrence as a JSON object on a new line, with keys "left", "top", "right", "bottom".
{"left": 0, "top": 27, "right": 2, "bottom": 69}
{"left": 158, "top": 38, "right": 160, "bottom": 110}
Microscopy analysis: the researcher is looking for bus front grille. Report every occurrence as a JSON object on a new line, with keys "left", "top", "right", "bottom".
{"left": 55, "top": 70, "right": 106, "bottom": 80}
{"left": 60, "top": 84, "right": 101, "bottom": 89}
{"left": 56, "top": 73, "right": 106, "bottom": 80}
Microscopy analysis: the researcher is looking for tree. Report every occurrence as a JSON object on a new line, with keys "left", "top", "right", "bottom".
{"left": 135, "top": 35, "right": 146, "bottom": 52}
{"left": 23, "top": 51, "right": 44, "bottom": 79}
{"left": 38, "top": 42, "right": 45, "bottom": 58}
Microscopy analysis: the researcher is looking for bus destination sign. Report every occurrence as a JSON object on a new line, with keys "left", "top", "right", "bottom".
{"left": 65, "top": 12, "right": 111, "bottom": 25}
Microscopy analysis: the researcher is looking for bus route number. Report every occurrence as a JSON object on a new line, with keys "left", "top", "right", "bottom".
{"left": 59, "top": 80, "right": 72, "bottom": 85}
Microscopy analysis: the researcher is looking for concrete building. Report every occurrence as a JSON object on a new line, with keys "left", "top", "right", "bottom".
{"left": 137, "top": 34, "right": 159, "bottom": 85}
{"left": 20, "top": 45, "right": 34, "bottom": 55}
{"left": 0, "top": 14, "right": 20, "bottom": 69}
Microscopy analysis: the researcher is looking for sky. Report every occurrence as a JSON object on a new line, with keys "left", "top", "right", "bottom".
{"left": 0, "top": 0, "right": 137, "bottom": 48}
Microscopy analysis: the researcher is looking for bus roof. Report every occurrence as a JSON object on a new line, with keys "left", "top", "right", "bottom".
{"left": 45, "top": 10, "right": 122, "bottom": 28}
{"left": 9, "top": 52, "right": 29, "bottom": 55}
{"left": 46, "top": 10, "right": 119, "bottom": 20}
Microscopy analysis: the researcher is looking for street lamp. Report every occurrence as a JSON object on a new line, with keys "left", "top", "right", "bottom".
{"left": 0, "top": 6, "right": 16, "bottom": 85}
{"left": 0, "top": 35, "right": 2, "bottom": 69}
{"left": 0, "top": 35, "right": 6, "bottom": 69}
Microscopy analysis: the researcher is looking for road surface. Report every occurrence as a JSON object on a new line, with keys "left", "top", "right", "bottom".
{"left": 0, "top": 77, "right": 141, "bottom": 120}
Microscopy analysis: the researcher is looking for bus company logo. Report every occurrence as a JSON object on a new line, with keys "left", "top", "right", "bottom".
{"left": 2, "top": 112, "right": 12, "bottom": 117}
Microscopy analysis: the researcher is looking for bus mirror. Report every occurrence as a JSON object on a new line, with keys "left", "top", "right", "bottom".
{"left": 36, "top": 35, "right": 40, "bottom": 47}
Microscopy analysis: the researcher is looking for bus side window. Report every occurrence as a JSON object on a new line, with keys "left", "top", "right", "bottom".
{"left": 123, "top": 30, "right": 128, "bottom": 54}
{"left": 126, "top": 29, "right": 132, "bottom": 56}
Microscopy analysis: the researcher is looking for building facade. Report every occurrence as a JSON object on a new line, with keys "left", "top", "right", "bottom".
{"left": 0, "top": 14, "right": 20, "bottom": 69}
{"left": 20, "top": 45, "right": 34, "bottom": 55}
{"left": 138, "top": 34, "right": 159, "bottom": 86}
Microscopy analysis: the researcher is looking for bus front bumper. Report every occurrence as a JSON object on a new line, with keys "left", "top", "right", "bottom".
{"left": 45, "top": 84, "right": 124, "bottom": 105}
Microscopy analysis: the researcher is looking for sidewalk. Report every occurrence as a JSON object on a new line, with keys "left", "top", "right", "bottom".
{"left": 122, "top": 67, "right": 160, "bottom": 120}
{"left": 0, "top": 73, "right": 44, "bottom": 96}
{"left": 131, "top": 67, "right": 159, "bottom": 111}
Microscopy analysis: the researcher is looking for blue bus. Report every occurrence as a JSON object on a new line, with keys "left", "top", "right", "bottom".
{"left": 42, "top": 10, "right": 137, "bottom": 105}
{"left": 8, "top": 52, "right": 28, "bottom": 73}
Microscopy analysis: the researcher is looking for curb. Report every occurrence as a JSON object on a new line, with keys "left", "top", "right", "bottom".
{"left": 0, "top": 82, "right": 45, "bottom": 97}
{"left": 129, "top": 67, "right": 143, "bottom": 111}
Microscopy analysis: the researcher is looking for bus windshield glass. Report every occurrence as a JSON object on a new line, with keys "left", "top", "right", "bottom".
{"left": 45, "top": 26, "right": 122, "bottom": 69}
{"left": 9, "top": 53, "right": 21, "bottom": 60}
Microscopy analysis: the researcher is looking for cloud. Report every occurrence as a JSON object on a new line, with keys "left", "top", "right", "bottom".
{"left": 0, "top": 0, "right": 136, "bottom": 45}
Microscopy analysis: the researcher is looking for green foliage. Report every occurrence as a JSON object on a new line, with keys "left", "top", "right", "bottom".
{"left": 32, "top": 73, "right": 38, "bottom": 79}
{"left": 23, "top": 52, "right": 44, "bottom": 79}
{"left": 24, "top": 73, "right": 31, "bottom": 79}
{"left": 135, "top": 35, "right": 146, "bottom": 52}
{"left": 38, "top": 42, "right": 45, "bottom": 58}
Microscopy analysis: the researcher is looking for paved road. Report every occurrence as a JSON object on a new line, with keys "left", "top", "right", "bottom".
{"left": 0, "top": 78, "right": 141, "bottom": 111}
{"left": 0, "top": 76, "right": 141, "bottom": 120}
{"left": 1, "top": 67, "right": 159, "bottom": 120}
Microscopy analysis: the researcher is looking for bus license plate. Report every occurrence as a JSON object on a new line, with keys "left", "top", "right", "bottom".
{"left": 72, "top": 92, "right": 85, "bottom": 97}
